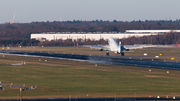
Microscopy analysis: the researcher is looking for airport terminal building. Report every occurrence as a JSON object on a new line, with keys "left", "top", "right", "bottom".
{"left": 31, "top": 30, "right": 180, "bottom": 41}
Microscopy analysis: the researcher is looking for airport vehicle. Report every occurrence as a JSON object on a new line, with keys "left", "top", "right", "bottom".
{"left": 80, "top": 37, "right": 157, "bottom": 56}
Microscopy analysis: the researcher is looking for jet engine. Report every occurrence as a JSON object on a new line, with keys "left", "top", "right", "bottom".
{"left": 99, "top": 49, "right": 103, "bottom": 51}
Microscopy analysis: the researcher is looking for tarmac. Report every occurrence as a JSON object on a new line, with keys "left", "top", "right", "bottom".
{"left": 0, "top": 50, "right": 180, "bottom": 70}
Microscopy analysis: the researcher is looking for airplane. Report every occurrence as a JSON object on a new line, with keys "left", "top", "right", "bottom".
{"left": 79, "top": 37, "right": 158, "bottom": 56}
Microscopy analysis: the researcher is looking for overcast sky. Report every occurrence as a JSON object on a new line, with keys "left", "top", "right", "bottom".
{"left": 0, "top": 0, "right": 180, "bottom": 23}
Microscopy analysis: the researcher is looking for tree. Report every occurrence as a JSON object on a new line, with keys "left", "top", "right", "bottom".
{"left": 113, "top": 19, "right": 117, "bottom": 23}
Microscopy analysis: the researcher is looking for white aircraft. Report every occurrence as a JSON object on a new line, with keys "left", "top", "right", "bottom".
{"left": 80, "top": 37, "right": 157, "bottom": 56}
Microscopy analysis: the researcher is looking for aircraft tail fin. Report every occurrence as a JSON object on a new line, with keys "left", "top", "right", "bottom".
{"left": 119, "top": 39, "right": 134, "bottom": 52}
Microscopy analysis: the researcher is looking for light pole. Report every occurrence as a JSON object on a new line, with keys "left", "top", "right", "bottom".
{"left": 20, "top": 88, "right": 22, "bottom": 101}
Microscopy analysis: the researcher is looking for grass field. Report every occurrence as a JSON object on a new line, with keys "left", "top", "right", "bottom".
{"left": 0, "top": 47, "right": 180, "bottom": 99}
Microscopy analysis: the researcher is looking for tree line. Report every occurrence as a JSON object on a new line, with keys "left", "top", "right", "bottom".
{"left": 0, "top": 32, "right": 179, "bottom": 47}
{"left": 0, "top": 39, "right": 39, "bottom": 47}
{"left": 1, "top": 19, "right": 180, "bottom": 40}
{"left": 121, "top": 32, "right": 180, "bottom": 45}
{"left": 0, "top": 20, "right": 180, "bottom": 46}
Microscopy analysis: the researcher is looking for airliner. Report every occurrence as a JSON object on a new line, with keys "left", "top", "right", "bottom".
{"left": 80, "top": 37, "right": 157, "bottom": 56}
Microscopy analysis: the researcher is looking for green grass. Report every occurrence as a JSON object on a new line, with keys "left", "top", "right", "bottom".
{"left": 0, "top": 47, "right": 180, "bottom": 98}
{"left": 0, "top": 55, "right": 180, "bottom": 98}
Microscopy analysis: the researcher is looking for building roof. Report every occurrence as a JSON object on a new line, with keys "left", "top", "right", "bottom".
{"left": 125, "top": 30, "right": 180, "bottom": 33}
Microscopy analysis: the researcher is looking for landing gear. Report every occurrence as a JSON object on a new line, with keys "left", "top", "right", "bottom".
{"left": 121, "top": 52, "right": 124, "bottom": 56}
{"left": 106, "top": 51, "right": 109, "bottom": 56}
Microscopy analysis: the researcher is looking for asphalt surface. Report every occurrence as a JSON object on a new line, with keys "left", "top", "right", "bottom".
{"left": 0, "top": 50, "right": 180, "bottom": 70}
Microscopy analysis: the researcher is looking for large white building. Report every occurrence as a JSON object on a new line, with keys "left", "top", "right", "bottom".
{"left": 31, "top": 30, "right": 180, "bottom": 41}
{"left": 31, "top": 32, "right": 156, "bottom": 41}
{"left": 125, "top": 30, "right": 180, "bottom": 33}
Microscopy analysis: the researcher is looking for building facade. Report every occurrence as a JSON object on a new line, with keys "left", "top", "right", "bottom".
{"left": 31, "top": 32, "right": 158, "bottom": 41}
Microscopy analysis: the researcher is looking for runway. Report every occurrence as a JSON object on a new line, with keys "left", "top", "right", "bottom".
{"left": 0, "top": 50, "right": 180, "bottom": 70}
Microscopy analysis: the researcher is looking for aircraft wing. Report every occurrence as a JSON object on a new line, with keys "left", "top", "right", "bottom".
{"left": 123, "top": 45, "right": 144, "bottom": 49}
{"left": 122, "top": 50, "right": 134, "bottom": 52}
{"left": 124, "top": 45, "right": 158, "bottom": 49}
{"left": 79, "top": 45, "right": 110, "bottom": 50}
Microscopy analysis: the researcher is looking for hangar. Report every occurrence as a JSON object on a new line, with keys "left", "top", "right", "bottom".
{"left": 125, "top": 30, "right": 180, "bottom": 33}
{"left": 31, "top": 30, "right": 180, "bottom": 41}
{"left": 31, "top": 32, "right": 156, "bottom": 41}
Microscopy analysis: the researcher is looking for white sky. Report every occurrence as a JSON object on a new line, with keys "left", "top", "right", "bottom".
{"left": 0, "top": 0, "right": 180, "bottom": 23}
